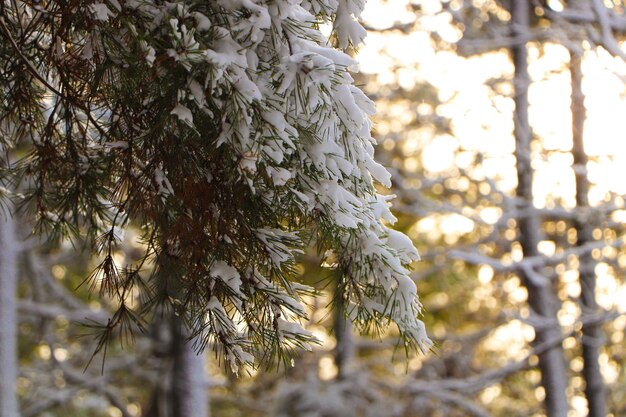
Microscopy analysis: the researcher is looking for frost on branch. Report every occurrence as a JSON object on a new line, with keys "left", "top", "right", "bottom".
{"left": 0, "top": 0, "right": 431, "bottom": 370}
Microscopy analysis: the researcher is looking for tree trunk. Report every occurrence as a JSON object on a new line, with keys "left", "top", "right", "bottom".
{"left": 172, "top": 322, "right": 209, "bottom": 417}
{"left": 333, "top": 291, "right": 354, "bottom": 380}
{"left": 511, "top": 1, "right": 569, "bottom": 416}
{"left": 143, "top": 316, "right": 209, "bottom": 417}
{"left": 570, "top": 50, "right": 607, "bottom": 417}
{"left": 0, "top": 212, "right": 20, "bottom": 417}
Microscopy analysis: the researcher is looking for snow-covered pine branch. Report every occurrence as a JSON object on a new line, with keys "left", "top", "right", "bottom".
{"left": 0, "top": 0, "right": 431, "bottom": 370}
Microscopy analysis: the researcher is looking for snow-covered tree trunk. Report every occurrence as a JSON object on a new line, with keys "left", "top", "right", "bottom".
{"left": 511, "top": 1, "right": 568, "bottom": 416}
{"left": 0, "top": 211, "right": 20, "bottom": 417}
{"left": 172, "top": 322, "right": 209, "bottom": 417}
{"left": 570, "top": 50, "right": 607, "bottom": 417}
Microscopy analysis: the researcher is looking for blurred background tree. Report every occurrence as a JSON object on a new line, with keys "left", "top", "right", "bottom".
{"left": 5, "top": 1, "right": 626, "bottom": 417}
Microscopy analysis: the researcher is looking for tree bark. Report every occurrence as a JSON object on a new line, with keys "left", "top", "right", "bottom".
{"left": 511, "top": 1, "right": 569, "bottom": 416}
{"left": 144, "top": 317, "right": 209, "bottom": 417}
{"left": 172, "top": 322, "right": 209, "bottom": 417}
{"left": 0, "top": 212, "right": 20, "bottom": 417}
{"left": 570, "top": 50, "right": 607, "bottom": 417}
{"left": 333, "top": 292, "right": 354, "bottom": 380}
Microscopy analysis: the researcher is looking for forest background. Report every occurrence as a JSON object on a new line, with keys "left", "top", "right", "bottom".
{"left": 2, "top": 1, "right": 626, "bottom": 417}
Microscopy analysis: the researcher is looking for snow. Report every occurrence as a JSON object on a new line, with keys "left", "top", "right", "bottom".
{"left": 365, "top": 159, "right": 392, "bottom": 187}
{"left": 145, "top": 46, "right": 156, "bottom": 65}
{"left": 266, "top": 166, "right": 292, "bottom": 186}
{"left": 188, "top": 79, "right": 205, "bottom": 107}
{"left": 170, "top": 104, "right": 193, "bottom": 126}
{"left": 233, "top": 74, "right": 262, "bottom": 102}
{"left": 193, "top": 11, "right": 211, "bottom": 31}
{"left": 255, "top": 228, "right": 303, "bottom": 266}
{"left": 386, "top": 229, "right": 421, "bottom": 263}
{"left": 334, "top": 0, "right": 367, "bottom": 49}
{"left": 303, "top": 40, "right": 356, "bottom": 68}
{"left": 82, "top": 37, "right": 94, "bottom": 60}
{"left": 210, "top": 261, "right": 243, "bottom": 296}
{"left": 205, "top": 32, "right": 246, "bottom": 68}
{"left": 154, "top": 167, "right": 174, "bottom": 197}
{"left": 89, "top": 3, "right": 113, "bottom": 21}
{"left": 277, "top": 318, "right": 314, "bottom": 340}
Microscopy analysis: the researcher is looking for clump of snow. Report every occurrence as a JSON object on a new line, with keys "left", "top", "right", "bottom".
{"left": 170, "top": 104, "right": 193, "bottom": 126}
{"left": 89, "top": 3, "right": 113, "bottom": 21}
{"left": 210, "top": 261, "right": 243, "bottom": 296}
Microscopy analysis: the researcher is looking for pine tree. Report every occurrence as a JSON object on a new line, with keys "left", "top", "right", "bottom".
{"left": 0, "top": 0, "right": 430, "bottom": 370}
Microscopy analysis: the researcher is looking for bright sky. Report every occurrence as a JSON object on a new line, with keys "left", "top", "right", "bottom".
{"left": 358, "top": 2, "right": 626, "bottom": 206}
